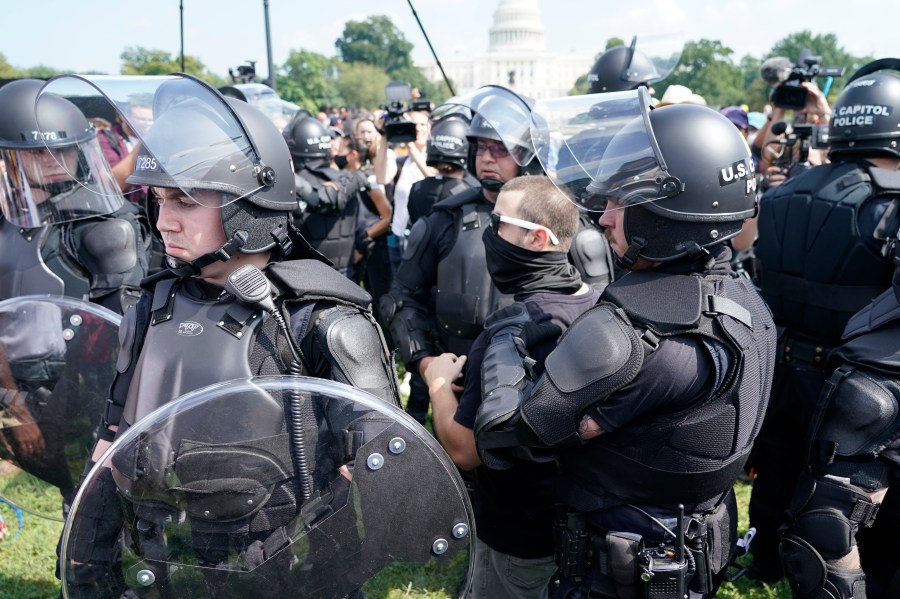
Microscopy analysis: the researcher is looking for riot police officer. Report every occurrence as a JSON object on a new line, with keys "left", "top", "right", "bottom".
{"left": 380, "top": 86, "right": 541, "bottom": 423}
{"left": 779, "top": 226, "right": 900, "bottom": 599}
{"left": 56, "top": 75, "right": 400, "bottom": 596}
{"left": 746, "top": 61, "right": 900, "bottom": 584}
{"left": 475, "top": 94, "right": 776, "bottom": 599}
{"left": 406, "top": 113, "right": 477, "bottom": 227}
{"left": 0, "top": 79, "right": 150, "bottom": 314}
{"left": 283, "top": 115, "right": 360, "bottom": 276}
{"left": 587, "top": 43, "right": 660, "bottom": 94}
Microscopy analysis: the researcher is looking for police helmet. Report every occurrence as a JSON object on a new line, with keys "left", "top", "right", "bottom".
{"left": 589, "top": 102, "right": 757, "bottom": 263}
{"left": 829, "top": 61, "right": 900, "bottom": 159}
{"left": 588, "top": 46, "right": 659, "bottom": 94}
{"left": 426, "top": 116, "right": 469, "bottom": 169}
{"left": 282, "top": 116, "right": 332, "bottom": 161}
{"left": 0, "top": 79, "right": 123, "bottom": 227}
{"left": 461, "top": 87, "right": 543, "bottom": 189}
{"left": 128, "top": 91, "right": 298, "bottom": 265}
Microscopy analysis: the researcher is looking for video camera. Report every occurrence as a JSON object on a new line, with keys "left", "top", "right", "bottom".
{"left": 765, "top": 119, "right": 828, "bottom": 180}
{"left": 770, "top": 49, "right": 845, "bottom": 110}
{"left": 228, "top": 61, "right": 258, "bottom": 84}
{"left": 380, "top": 81, "right": 432, "bottom": 144}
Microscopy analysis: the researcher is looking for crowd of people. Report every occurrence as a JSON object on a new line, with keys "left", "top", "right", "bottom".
{"left": 0, "top": 40, "right": 898, "bottom": 599}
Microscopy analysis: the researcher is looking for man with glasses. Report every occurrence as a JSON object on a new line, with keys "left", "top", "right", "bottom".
{"left": 381, "top": 87, "right": 542, "bottom": 425}
{"left": 423, "top": 175, "right": 598, "bottom": 599}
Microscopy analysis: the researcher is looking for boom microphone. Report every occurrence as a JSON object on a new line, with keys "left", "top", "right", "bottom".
{"left": 759, "top": 56, "right": 793, "bottom": 85}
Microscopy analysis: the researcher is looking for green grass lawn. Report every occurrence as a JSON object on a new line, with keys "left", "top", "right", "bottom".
{"left": 1, "top": 465, "right": 790, "bottom": 599}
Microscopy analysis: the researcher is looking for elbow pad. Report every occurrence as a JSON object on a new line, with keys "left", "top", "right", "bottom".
{"left": 313, "top": 307, "right": 401, "bottom": 407}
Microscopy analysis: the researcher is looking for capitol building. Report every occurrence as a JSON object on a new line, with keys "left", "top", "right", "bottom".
{"left": 418, "top": 0, "right": 594, "bottom": 99}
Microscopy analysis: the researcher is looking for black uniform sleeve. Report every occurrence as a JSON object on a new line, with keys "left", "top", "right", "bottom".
{"left": 383, "top": 210, "right": 456, "bottom": 367}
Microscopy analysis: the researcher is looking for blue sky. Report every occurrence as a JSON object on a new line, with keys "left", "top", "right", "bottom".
{"left": 2, "top": 0, "right": 896, "bottom": 79}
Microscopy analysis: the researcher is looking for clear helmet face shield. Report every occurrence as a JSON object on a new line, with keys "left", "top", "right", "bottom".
{"left": 36, "top": 75, "right": 269, "bottom": 210}
{"left": 61, "top": 376, "right": 474, "bottom": 598}
{"left": 623, "top": 34, "right": 683, "bottom": 87}
{"left": 0, "top": 91, "right": 124, "bottom": 227}
{"left": 0, "top": 296, "right": 120, "bottom": 521}
{"left": 530, "top": 88, "right": 676, "bottom": 213}
{"left": 432, "top": 85, "right": 535, "bottom": 167}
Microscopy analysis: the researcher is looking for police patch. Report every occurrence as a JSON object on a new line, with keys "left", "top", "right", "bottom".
{"left": 718, "top": 158, "right": 756, "bottom": 195}
{"left": 718, "top": 159, "right": 751, "bottom": 186}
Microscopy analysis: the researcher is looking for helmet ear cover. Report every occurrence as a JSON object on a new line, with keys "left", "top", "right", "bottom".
{"left": 222, "top": 199, "right": 291, "bottom": 255}
{"left": 624, "top": 203, "right": 745, "bottom": 262}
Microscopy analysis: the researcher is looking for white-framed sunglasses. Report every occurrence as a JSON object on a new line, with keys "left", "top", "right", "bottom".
{"left": 489, "top": 212, "right": 560, "bottom": 245}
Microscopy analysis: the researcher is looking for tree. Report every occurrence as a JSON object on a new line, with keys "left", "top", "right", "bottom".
{"left": 664, "top": 39, "right": 744, "bottom": 107}
{"left": 738, "top": 54, "right": 770, "bottom": 111}
{"left": 334, "top": 62, "right": 391, "bottom": 111}
{"left": 119, "top": 46, "right": 223, "bottom": 85}
{"left": 0, "top": 52, "right": 17, "bottom": 79}
{"left": 335, "top": 16, "right": 414, "bottom": 77}
{"left": 606, "top": 37, "right": 626, "bottom": 51}
{"left": 278, "top": 49, "right": 342, "bottom": 111}
{"left": 18, "top": 65, "right": 67, "bottom": 79}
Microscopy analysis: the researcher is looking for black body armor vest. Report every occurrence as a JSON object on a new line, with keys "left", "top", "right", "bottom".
{"left": 756, "top": 160, "right": 899, "bottom": 341}
{"left": 407, "top": 175, "right": 472, "bottom": 228}
{"left": 434, "top": 190, "right": 513, "bottom": 355}
{"left": 120, "top": 278, "right": 263, "bottom": 427}
{"left": 558, "top": 271, "right": 777, "bottom": 509}
{"left": 295, "top": 168, "right": 359, "bottom": 275}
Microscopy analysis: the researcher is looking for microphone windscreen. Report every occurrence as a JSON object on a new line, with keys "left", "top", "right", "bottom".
{"left": 759, "top": 57, "right": 793, "bottom": 85}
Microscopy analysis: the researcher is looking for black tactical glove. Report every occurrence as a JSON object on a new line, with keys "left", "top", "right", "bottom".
{"left": 354, "top": 229, "right": 376, "bottom": 256}
{"left": 475, "top": 303, "right": 563, "bottom": 469}
{"left": 484, "top": 303, "right": 564, "bottom": 356}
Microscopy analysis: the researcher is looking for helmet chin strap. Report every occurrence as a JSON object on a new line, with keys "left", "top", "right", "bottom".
{"left": 43, "top": 180, "right": 80, "bottom": 199}
{"left": 480, "top": 177, "right": 504, "bottom": 192}
{"left": 166, "top": 230, "right": 248, "bottom": 278}
{"left": 616, "top": 236, "right": 647, "bottom": 270}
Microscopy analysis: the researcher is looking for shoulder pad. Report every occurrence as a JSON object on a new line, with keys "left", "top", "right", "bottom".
{"left": 868, "top": 166, "right": 900, "bottom": 195}
{"left": 431, "top": 186, "right": 484, "bottom": 212}
{"left": 602, "top": 271, "right": 702, "bottom": 331}
{"left": 267, "top": 260, "right": 372, "bottom": 309}
{"left": 544, "top": 304, "right": 642, "bottom": 393}
{"left": 77, "top": 219, "right": 138, "bottom": 274}
{"left": 402, "top": 218, "right": 431, "bottom": 262}
{"left": 843, "top": 286, "right": 900, "bottom": 338}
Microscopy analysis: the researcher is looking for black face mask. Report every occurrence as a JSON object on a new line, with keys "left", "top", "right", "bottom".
{"left": 482, "top": 226, "right": 582, "bottom": 299}
{"left": 333, "top": 155, "right": 348, "bottom": 170}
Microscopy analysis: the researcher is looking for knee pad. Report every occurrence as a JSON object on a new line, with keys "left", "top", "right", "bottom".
{"left": 787, "top": 472, "right": 879, "bottom": 561}
{"left": 780, "top": 533, "right": 867, "bottom": 599}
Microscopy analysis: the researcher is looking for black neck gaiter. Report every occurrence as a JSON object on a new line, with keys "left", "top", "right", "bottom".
{"left": 482, "top": 227, "right": 583, "bottom": 299}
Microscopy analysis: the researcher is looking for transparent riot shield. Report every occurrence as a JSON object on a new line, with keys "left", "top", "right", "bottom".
{"left": 0, "top": 295, "right": 120, "bottom": 520}
{"left": 61, "top": 376, "right": 474, "bottom": 599}
{"left": 625, "top": 34, "right": 683, "bottom": 87}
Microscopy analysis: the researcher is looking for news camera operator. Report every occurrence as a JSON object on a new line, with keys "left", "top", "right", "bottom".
{"left": 757, "top": 51, "right": 839, "bottom": 190}
{"left": 373, "top": 84, "right": 436, "bottom": 266}
{"left": 745, "top": 59, "right": 900, "bottom": 585}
